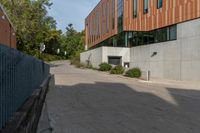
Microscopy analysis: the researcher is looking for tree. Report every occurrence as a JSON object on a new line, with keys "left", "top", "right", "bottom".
{"left": 44, "top": 29, "right": 62, "bottom": 55}
{"left": 1, "top": 1, "right": 85, "bottom": 60}
{"left": 61, "top": 24, "right": 85, "bottom": 58}
{"left": 1, "top": 0, "right": 61, "bottom": 56}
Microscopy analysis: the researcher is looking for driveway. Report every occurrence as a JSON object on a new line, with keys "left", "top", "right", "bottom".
{"left": 37, "top": 60, "right": 200, "bottom": 133}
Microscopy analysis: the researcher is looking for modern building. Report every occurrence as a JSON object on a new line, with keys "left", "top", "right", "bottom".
{"left": 0, "top": 3, "right": 16, "bottom": 48}
{"left": 81, "top": 0, "right": 200, "bottom": 81}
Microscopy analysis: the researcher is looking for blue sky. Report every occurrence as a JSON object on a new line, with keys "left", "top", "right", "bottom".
{"left": 48, "top": 0, "right": 99, "bottom": 32}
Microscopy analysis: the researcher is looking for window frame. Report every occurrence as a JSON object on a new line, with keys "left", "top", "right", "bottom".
{"left": 144, "top": 0, "right": 148, "bottom": 14}
{"left": 112, "top": 0, "right": 115, "bottom": 29}
{"left": 133, "top": 0, "right": 137, "bottom": 18}
{"left": 157, "top": 0, "right": 163, "bottom": 9}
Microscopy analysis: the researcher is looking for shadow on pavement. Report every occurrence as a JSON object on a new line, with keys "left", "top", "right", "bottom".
{"left": 49, "top": 63, "right": 64, "bottom": 68}
{"left": 46, "top": 77, "right": 200, "bottom": 133}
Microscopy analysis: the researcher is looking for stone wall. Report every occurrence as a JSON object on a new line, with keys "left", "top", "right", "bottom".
{"left": 0, "top": 75, "right": 51, "bottom": 133}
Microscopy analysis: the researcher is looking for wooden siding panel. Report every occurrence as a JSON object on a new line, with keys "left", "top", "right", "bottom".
{"left": 124, "top": 0, "right": 200, "bottom": 31}
{"left": 86, "top": 0, "right": 200, "bottom": 48}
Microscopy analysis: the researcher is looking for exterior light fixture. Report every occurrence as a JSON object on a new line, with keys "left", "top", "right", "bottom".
{"left": 151, "top": 52, "right": 157, "bottom": 57}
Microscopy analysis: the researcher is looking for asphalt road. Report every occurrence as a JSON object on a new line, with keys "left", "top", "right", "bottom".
{"left": 37, "top": 60, "right": 200, "bottom": 133}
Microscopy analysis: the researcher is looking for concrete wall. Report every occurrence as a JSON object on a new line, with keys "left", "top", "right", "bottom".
{"left": 130, "top": 18, "right": 200, "bottom": 81}
{"left": 80, "top": 47, "right": 103, "bottom": 68}
{"left": 102, "top": 47, "right": 130, "bottom": 65}
{"left": 80, "top": 47, "right": 130, "bottom": 68}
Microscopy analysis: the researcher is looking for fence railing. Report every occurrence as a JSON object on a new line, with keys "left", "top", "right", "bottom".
{"left": 0, "top": 44, "right": 50, "bottom": 129}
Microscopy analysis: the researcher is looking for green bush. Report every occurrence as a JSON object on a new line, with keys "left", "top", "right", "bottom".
{"left": 99, "top": 63, "right": 112, "bottom": 71}
{"left": 125, "top": 68, "right": 141, "bottom": 78}
{"left": 40, "top": 53, "right": 63, "bottom": 62}
{"left": 75, "top": 62, "right": 86, "bottom": 68}
{"left": 70, "top": 56, "right": 80, "bottom": 66}
{"left": 110, "top": 65, "right": 124, "bottom": 75}
{"left": 70, "top": 55, "right": 97, "bottom": 69}
{"left": 86, "top": 64, "right": 94, "bottom": 69}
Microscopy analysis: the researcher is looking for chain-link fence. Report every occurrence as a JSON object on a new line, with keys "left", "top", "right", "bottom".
{"left": 0, "top": 44, "right": 50, "bottom": 129}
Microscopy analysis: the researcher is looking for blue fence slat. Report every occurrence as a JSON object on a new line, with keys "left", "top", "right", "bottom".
{"left": 0, "top": 44, "right": 50, "bottom": 129}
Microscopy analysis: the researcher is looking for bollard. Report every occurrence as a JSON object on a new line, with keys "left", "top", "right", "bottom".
{"left": 147, "top": 70, "right": 150, "bottom": 81}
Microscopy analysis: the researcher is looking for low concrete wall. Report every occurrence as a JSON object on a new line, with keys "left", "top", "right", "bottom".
{"left": 130, "top": 18, "right": 200, "bottom": 81}
{"left": 102, "top": 47, "right": 130, "bottom": 65}
{"left": 0, "top": 75, "right": 52, "bottom": 133}
{"left": 80, "top": 47, "right": 103, "bottom": 68}
{"left": 80, "top": 47, "right": 130, "bottom": 68}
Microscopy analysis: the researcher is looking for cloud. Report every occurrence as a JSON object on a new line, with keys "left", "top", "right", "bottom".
{"left": 48, "top": 0, "right": 99, "bottom": 32}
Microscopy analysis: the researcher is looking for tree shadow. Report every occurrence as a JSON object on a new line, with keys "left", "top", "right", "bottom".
{"left": 49, "top": 63, "right": 64, "bottom": 68}
{"left": 47, "top": 78, "right": 200, "bottom": 133}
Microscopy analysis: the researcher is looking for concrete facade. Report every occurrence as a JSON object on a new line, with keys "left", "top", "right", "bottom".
{"left": 81, "top": 18, "right": 200, "bottom": 81}
{"left": 81, "top": 47, "right": 130, "bottom": 68}
{"left": 81, "top": 47, "right": 103, "bottom": 68}
{"left": 130, "top": 18, "right": 200, "bottom": 81}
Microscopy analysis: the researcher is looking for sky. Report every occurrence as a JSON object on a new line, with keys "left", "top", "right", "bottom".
{"left": 48, "top": 0, "right": 99, "bottom": 32}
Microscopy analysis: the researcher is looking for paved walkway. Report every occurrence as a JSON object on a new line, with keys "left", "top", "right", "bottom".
{"left": 37, "top": 60, "right": 200, "bottom": 133}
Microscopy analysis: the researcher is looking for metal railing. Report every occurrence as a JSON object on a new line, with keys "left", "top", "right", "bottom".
{"left": 0, "top": 44, "right": 50, "bottom": 129}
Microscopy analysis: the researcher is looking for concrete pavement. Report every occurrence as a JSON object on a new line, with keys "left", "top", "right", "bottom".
{"left": 37, "top": 60, "right": 200, "bottom": 133}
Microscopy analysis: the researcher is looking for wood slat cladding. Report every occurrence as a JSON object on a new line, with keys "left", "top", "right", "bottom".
{"left": 86, "top": 0, "right": 200, "bottom": 48}
{"left": 124, "top": 0, "right": 200, "bottom": 31}
{"left": 0, "top": 6, "right": 16, "bottom": 48}
{"left": 85, "top": 0, "right": 118, "bottom": 48}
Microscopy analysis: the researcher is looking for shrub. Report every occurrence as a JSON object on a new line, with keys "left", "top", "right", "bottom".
{"left": 75, "top": 62, "right": 86, "bottom": 68}
{"left": 70, "top": 55, "right": 80, "bottom": 66}
{"left": 110, "top": 65, "right": 124, "bottom": 75}
{"left": 86, "top": 64, "right": 94, "bottom": 69}
{"left": 125, "top": 68, "right": 141, "bottom": 78}
{"left": 40, "top": 53, "right": 63, "bottom": 62}
{"left": 99, "top": 63, "right": 112, "bottom": 71}
{"left": 70, "top": 55, "right": 95, "bottom": 69}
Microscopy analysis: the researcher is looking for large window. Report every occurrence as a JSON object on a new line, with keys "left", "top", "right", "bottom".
{"left": 106, "top": 2, "right": 109, "bottom": 33}
{"left": 112, "top": 0, "right": 115, "bottom": 29}
{"left": 169, "top": 25, "right": 177, "bottom": 40}
{"left": 118, "top": 0, "right": 123, "bottom": 33}
{"left": 144, "top": 0, "right": 148, "bottom": 14}
{"left": 129, "top": 25, "right": 177, "bottom": 47}
{"left": 157, "top": 0, "right": 163, "bottom": 9}
{"left": 108, "top": 56, "right": 122, "bottom": 65}
{"left": 97, "top": 11, "right": 100, "bottom": 37}
{"left": 133, "top": 0, "right": 137, "bottom": 18}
